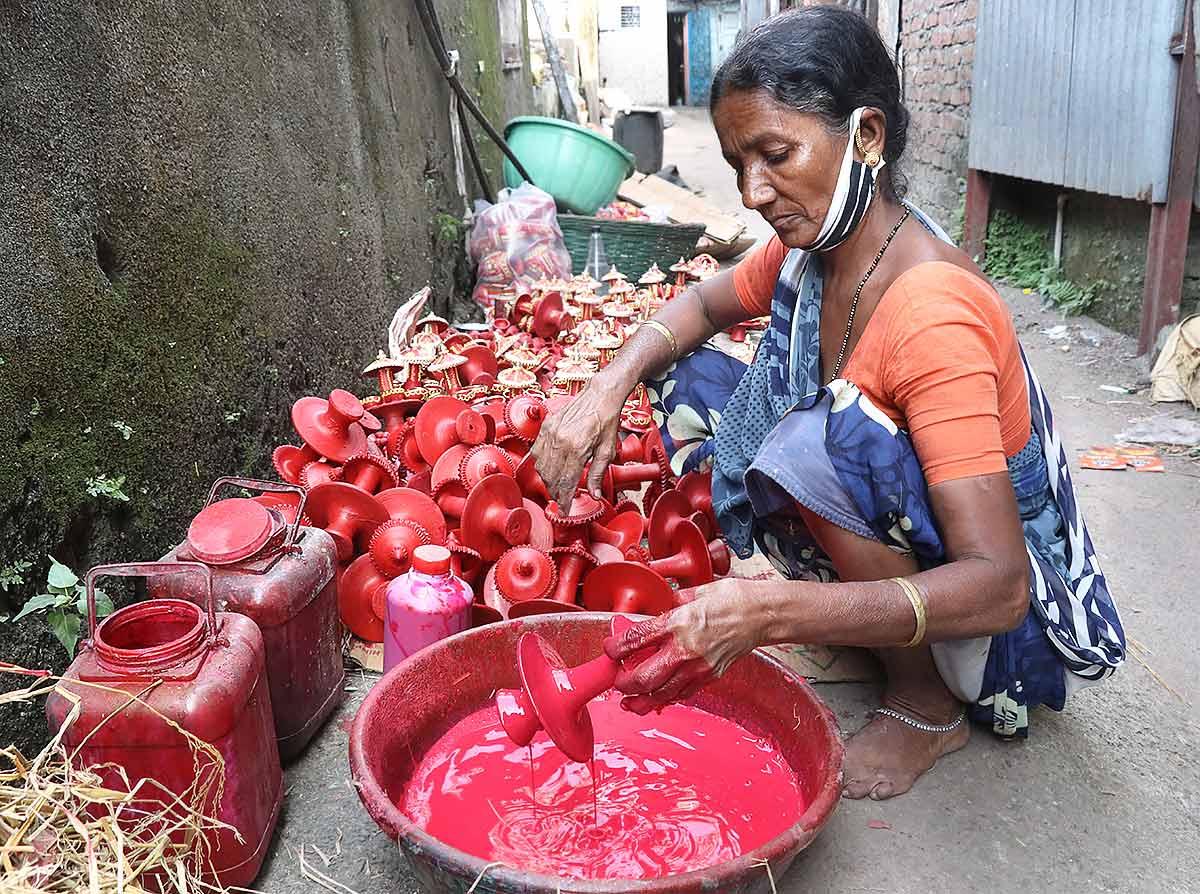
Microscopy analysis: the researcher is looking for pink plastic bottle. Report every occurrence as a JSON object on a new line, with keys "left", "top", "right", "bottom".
{"left": 382, "top": 544, "right": 472, "bottom": 672}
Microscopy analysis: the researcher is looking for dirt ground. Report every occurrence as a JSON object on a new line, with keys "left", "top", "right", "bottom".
{"left": 254, "top": 110, "right": 1200, "bottom": 893}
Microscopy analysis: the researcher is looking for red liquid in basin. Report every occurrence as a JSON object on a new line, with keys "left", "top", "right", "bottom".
{"left": 399, "top": 694, "right": 804, "bottom": 880}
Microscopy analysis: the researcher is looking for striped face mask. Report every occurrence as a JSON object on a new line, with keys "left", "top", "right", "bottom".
{"left": 799, "top": 107, "right": 886, "bottom": 253}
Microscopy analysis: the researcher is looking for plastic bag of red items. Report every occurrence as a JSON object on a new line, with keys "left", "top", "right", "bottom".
{"left": 468, "top": 183, "right": 573, "bottom": 312}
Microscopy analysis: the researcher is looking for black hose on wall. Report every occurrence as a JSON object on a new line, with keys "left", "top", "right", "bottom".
{"left": 412, "top": 0, "right": 536, "bottom": 191}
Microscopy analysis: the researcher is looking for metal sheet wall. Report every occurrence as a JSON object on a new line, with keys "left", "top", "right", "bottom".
{"left": 969, "top": 0, "right": 1183, "bottom": 203}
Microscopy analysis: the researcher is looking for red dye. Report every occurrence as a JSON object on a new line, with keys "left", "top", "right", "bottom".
{"left": 399, "top": 694, "right": 804, "bottom": 880}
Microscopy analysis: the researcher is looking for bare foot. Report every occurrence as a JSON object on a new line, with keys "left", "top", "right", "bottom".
{"left": 842, "top": 697, "right": 970, "bottom": 800}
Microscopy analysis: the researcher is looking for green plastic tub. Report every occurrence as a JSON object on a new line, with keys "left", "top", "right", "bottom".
{"left": 502, "top": 117, "right": 636, "bottom": 215}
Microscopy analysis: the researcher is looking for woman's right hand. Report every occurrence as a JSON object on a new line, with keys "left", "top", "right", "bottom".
{"left": 531, "top": 375, "right": 629, "bottom": 504}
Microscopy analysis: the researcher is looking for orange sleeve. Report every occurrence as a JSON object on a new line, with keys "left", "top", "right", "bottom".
{"left": 881, "top": 276, "right": 1009, "bottom": 486}
{"left": 732, "top": 236, "right": 788, "bottom": 316}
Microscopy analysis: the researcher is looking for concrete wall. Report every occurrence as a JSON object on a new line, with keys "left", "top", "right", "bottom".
{"left": 0, "top": 0, "right": 530, "bottom": 750}
{"left": 599, "top": 0, "right": 670, "bottom": 106}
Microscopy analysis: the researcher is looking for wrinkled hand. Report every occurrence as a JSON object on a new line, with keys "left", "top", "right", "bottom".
{"left": 603, "top": 579, "right": 764, "bottom": 715}
{"left": 530, "top": 378, "right": 627, "bottom": 505}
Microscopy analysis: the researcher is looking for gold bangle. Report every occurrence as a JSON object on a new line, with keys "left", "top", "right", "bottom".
{"left": 640, "top": 320, "right": 678, "bottom": 358}
{"left": 891, "top": 577, "right": 927, "bottom": 648}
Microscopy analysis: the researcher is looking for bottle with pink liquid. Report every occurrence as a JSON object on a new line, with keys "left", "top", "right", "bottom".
{"left": 383, "top": 544, "right": 473, "bottom": 672}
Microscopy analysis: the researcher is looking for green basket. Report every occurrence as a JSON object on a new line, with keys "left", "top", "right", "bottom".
{"left": 557, "top": 215, "right": 706, "bottom": 277}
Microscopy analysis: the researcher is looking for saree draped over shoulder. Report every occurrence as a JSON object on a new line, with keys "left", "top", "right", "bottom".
{"left": 646, "top": 205, "right": 1125, "bottom": 737}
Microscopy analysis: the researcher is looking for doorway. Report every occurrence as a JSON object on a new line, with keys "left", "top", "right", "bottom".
{"left": 668, "top": 12, "right": 688, "bottom": 106}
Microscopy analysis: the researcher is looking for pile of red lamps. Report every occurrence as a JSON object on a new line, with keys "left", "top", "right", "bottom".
{"left": 268, "top": 282, "right": 734, "bottom": 645}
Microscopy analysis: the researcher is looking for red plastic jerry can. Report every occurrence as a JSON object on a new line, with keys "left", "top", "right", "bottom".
{"left": 155, "top": 477, "right": 345, "bottom": 763}
{"left": 46, "top": 563, "right": 282, "bottom": 889}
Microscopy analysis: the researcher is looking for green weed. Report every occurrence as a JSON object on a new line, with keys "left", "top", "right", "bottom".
{"left": 983, "top": 210, "right": 1102, "bottom": 315}
{"left": 9, "top": 556, "right": 114, "bottom": 655}
{"left": 85, "top": 473, "right": 130, "bottom": 503}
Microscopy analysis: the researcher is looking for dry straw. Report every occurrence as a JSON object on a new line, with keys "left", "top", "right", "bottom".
{"left": 0, "top": 662, "right": 238, "bottom": 893}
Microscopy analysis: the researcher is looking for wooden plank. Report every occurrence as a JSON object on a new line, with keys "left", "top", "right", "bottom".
{"left": 530, "top": 0, "right": 578, "bottom": 123}
{"left": 962, "top": 168, "right": 992, "bottom": 264}
{"left": 618, "top": 173, "right": 746, "bottom": 244}
{"left": 1139, "top": 1, "right": 1199, "bottom": 355}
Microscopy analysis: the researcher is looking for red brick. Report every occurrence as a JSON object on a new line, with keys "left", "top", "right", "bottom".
{"left": 953, "top": 23, "right": 975, "bottom": 44}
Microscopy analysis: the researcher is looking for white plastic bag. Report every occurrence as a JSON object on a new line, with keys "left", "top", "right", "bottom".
{"left": 467, "top": 184, "right": 572, "bottom": 311}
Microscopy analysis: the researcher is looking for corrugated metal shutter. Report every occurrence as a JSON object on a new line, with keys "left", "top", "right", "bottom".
{"left": 970, "top": 0, "right": 1183, "bottom": 203}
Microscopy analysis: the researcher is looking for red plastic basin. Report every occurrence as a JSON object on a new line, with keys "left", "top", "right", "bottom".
{"left": 348, "top": 613, "right": 844, "bottom": 893}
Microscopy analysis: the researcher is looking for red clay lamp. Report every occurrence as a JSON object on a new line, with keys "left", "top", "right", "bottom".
{"left": 458, "top": 444, "right": 515, "bottom": 488}
{"left": 459, "top": 474, "right": 532, "bottom": 561}
{"left": 272, "top": 443, "right": 318, "bottom": 485}
{"left": 497, "top": 616, "right": 636, "bottom": 760}
{"left": 414, "top": 396, "right": 488, "bottom": 465}
{"left": 335, "top": 453, "right": 400, "bottom": 495}
{"left": 291, "top": 389, "right": 371, "bottom": 463}
{"left": 581, "top": 561, "right": 676, "bottom": 615}
{"left": 637, "top": 518, "right": 713, "bottom": 588}
{"left": 368, "top": 518, "right": 431, "bottom": 577}
{"left": 304, "top": 482, "right": 388, "bottom": 562}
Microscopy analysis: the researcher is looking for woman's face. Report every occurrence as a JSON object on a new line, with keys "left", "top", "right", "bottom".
{"left": 713, "top": 89, "right": 851, "bottom": 247}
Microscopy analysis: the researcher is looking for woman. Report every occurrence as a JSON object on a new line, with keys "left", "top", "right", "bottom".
{"left": 531, "top": 7, "right": 1125, "bottom": 800}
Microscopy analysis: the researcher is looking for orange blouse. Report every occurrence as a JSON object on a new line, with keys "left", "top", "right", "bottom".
{"left": 733, "top": 238, "right": 1031, "bottom": 486}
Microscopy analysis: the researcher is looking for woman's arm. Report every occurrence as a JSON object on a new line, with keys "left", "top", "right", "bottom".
{"left": 607, "top": 471, "right": 1029, "bottom": 710}
{"left": 598, "top": 268, "right": 760, "bottom": 396}
{"left": 532, "top": 269, "right": 754, "bottom": 503}
{"left": 754, "top": 472, "right": 1029, "bottom": 645}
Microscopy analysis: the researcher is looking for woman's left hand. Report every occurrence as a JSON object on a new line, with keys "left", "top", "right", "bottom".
{"left": 602, "top": 579, "right": 766, "bottom": 714}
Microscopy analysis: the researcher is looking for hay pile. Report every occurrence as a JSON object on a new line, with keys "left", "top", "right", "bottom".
{"left": 0, "top": 663, "right": 236, "bottom": 893}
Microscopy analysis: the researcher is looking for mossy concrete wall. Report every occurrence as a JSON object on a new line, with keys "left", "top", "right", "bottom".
{"left": 0, "top": 0, "right": 530, "bottom": 751}
{"left": 988, "top": 178, "right": 1200, "bottom": 337}
{"left": 1058, "top": 193, "right": 1200, "bottom": 336}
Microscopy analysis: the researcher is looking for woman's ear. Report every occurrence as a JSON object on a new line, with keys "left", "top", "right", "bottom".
{"left": 856, "top": 107, "right": 888, "bottom": 165}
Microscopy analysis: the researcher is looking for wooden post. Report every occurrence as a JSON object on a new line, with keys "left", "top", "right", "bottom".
{"left": 961, "top": 167, "right": 992, "bottom": 264}
{"left": 1139, "top": 5, "right": 1200, "bottom": 355}
{"left": 530, "top": 0, "right": 578, "bottom": 123}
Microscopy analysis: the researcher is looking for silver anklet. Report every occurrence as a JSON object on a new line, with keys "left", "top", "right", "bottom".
{"left": 874, "top": 706, "right": 965, "bottom": 734}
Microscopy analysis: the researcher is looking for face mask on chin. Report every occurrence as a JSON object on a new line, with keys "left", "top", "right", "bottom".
{"left": 798, "top": 107, "right": 886, "bottom": 253}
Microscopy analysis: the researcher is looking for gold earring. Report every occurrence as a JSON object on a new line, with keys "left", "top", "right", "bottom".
{"left": 854, "top": 127, "right": 882, "bottom": 168}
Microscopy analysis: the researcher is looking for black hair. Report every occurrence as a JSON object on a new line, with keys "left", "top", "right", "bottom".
{"left": 711, "top": 6, "right": 908, "bottom": 198}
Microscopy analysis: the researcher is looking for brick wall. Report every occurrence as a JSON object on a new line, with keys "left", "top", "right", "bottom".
{"left": 896, "top": 0, "right": 977, "bottom": 230}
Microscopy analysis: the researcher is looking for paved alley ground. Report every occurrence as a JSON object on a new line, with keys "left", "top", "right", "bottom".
{"left": 256, "top": 111, "right": 1200, "bottom": 893}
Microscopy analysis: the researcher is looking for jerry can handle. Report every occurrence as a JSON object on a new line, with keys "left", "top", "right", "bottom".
{"left": 85, "top": 561, "right": 215, "bottom": 642}
{"left": 204, "top": 476, "right": 307, "bottom": 549}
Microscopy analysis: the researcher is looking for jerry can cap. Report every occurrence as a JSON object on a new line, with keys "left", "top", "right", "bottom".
{"left": 412, "top": 544, "right": 451, "bottom": 576}
{"left": 187, "top": 498, "right": 278, "bottom": 565}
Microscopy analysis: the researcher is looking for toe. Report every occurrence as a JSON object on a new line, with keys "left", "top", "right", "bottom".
{"left": 867, "top": 780, "right": 894, "bottom": 800}
{"left": 841, "top": 777, "right": 879, "bottom": 800}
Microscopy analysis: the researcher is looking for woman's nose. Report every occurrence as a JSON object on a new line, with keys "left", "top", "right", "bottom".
{"left": 740, "top": 170, "right": 775, "bottom": 210}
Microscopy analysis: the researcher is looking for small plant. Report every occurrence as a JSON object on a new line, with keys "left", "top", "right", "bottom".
{"left": 983, "top": 210, "right": 1101, "bottom": 315}
{"left": 0, "top": 559, "right": 32, "bottom": 593}
{"left": 12, "top": 557, "right": 114, "bottom": 655}
{"left": 432, "top": 212, "right": 463, "bottom": 245}
{"left": 85, "top": 474, "right": 130, "bottom": 503}
{"left": 110, "top": 420, "right": 133, "bottom": 440}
